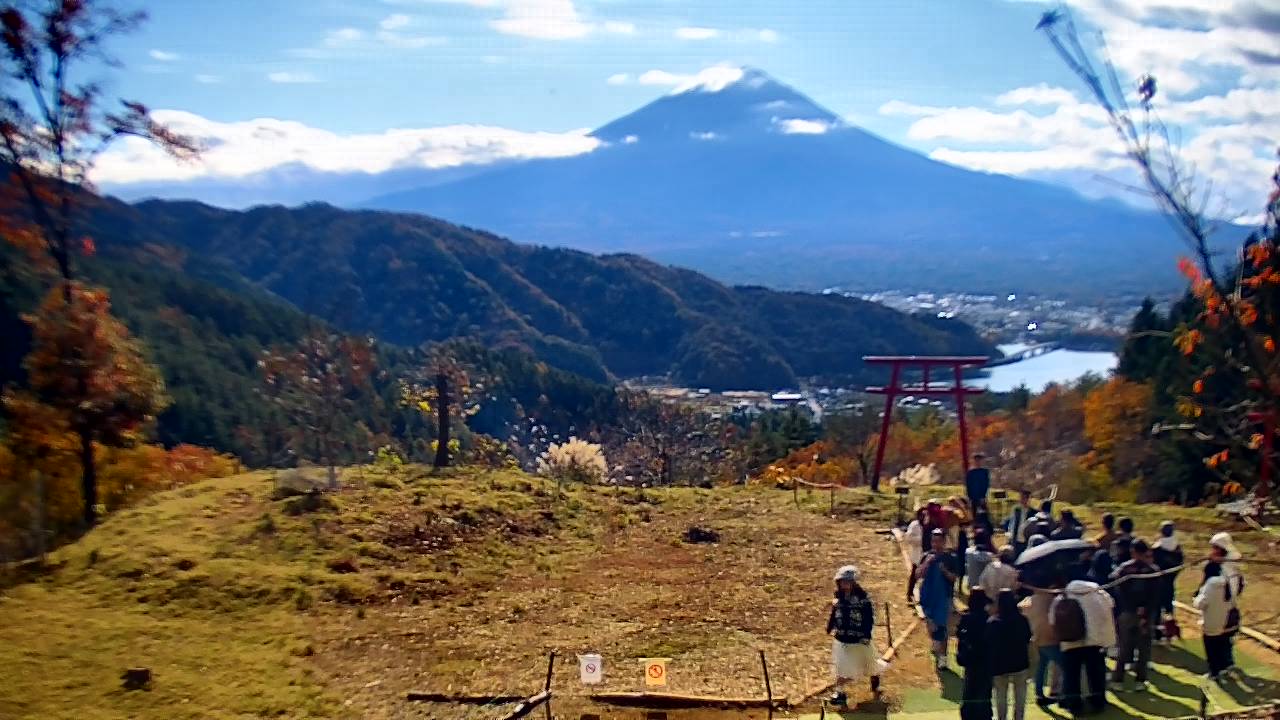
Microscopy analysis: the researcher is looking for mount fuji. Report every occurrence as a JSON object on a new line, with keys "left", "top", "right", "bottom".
{"left": 364, "top": 68, "right": 1194, "bottom": 296}
{"left": 105, "top": 68, "right": 1206, "bottom": 297}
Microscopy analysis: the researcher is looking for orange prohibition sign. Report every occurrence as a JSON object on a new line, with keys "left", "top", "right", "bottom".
{"left": 641, "top": 658, "right": 669, "bottom": 687}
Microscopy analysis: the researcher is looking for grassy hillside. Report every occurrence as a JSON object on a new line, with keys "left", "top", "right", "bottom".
{"left": 0, "top": 466, "right": 915, "bottom": 719}
{"left": 5, "top": 470, "right": 1278, "bottom": 720}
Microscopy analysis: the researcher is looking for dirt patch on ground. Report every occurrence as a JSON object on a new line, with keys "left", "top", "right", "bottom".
{"left": 309, "top": 487, "right": 930, "bottom": 719}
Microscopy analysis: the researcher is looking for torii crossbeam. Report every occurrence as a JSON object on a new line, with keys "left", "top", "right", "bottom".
{"left": 863, "top": 355, "right": 989, "bottom": 492}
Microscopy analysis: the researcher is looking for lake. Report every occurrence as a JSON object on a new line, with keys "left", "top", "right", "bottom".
{"left": 974, "top": 343, "right": 1118, "bottom": 392}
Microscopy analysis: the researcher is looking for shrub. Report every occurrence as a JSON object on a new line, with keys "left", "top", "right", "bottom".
{"left": 373, "top": 445, "right": 403, "bottom": 471}
{"left": 537, "top": 438, "right": 607, "bottom": 488}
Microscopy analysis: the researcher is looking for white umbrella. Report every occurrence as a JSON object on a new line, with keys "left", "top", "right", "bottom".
{"left": 1015, "top": 538, "right": 1095, "bottom": 566}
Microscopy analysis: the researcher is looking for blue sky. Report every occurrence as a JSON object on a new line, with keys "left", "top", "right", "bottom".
{"left": 93, "top": 0, "right": 1279, "bottom": 220}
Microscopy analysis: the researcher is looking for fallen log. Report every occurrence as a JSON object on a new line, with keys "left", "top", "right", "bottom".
{"left": 588, "top": 692, "right": 785, "bottom": 709}
{"left": 405, "top": 692, "right": 525, "bottom": 704}
{"left": 881, "top": 617, "right": 922, "bottom": 664}
{"left": 498, "top": 690, "right": 551, "bottom": 720}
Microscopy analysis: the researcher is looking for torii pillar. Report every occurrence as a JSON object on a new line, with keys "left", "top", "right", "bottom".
{"left": 863, "top": 355, "right": 989, "bottom": 492}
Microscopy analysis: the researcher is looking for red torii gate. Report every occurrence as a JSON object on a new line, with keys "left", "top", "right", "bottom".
{"left": 863, "top": 355, "right": 989, "bottom": 492}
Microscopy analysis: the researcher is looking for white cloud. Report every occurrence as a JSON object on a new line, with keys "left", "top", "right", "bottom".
{"left": 393, "top": 1, "right": 632, "bottom": 40}
{"left": 675, "top": 26, "right": 719, "bottom": 40}
{"left": 149, "top": 49, "right": 179, "bottom": 62}
{"left": 194, "top": 74, "right": 222, "bottom": 84}
{"left": 377, "top": 30, "right": 445, "bottom": 48}
{"left": 602, "top": 20, "right": 636, "bottom": 35}
{"left": 995, "top": 84, "right": 1078, "bottom": 107}
{"left": 380, "top": 13, "right": 412, "bottom": 30}
{"left": 879, "top": 82, "right": 1275, "bottom": 218}
{"left": 491, "top": 0, "right": 591, "bottom": 39}
{"left": 1032, "top": 0, "right": 1280, "bottom": 96}
{"left": 776, "top": 118, "right": 834, "bottom": 135}
{"left": 637, "top": 64, "right": 746, "bottom": 93}
{"left": 689, "top": 131, "right": 721, "bottom": 141}
{"left": 267, "top": 71, "right": 321, "bottom": 84}
{"left": 674, "top": 26, "right": 779, "bottom": 43}
{"left": 91, "top": 110, "right": 603, "bottom": 184}
{"left": 887, "top": 3, "right": 1280, "bottom": 218}
{"left": 606, "top": 73, "right": 630, "bottom": 86}
{"left": 324, "top": 27, "right": 363, "bottom": 47}
{"left": 480, "top": 54, "right": 506, "bottom": 64}
{"left": 621, "top": 134, "right": 639, "bottom": 144}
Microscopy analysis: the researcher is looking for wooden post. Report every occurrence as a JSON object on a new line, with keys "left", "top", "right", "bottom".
{"left": 759, "top": 650, "right": 773, "bottom": 708}
{"left": 954, "top": 364, "right": 971, "bottom": 476}
{"left": 544, "top": 651, "right": 555, "bottom": 692}
{"left": 885, "top": 601, "right": 893, "bottom": 647}
{"left": 870, "top": 363, "right": 901, "bottom": 492}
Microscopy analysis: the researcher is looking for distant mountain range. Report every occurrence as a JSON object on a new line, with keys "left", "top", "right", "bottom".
{"left": 59, "top": 195, "right": 992, "bottom": 392}
{"left": 103, "top": 68, "right": 1209, "bottom": 298}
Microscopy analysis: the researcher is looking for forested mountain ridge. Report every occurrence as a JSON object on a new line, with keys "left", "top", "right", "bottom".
{"left": 71, "top": 195, "right": 995, "bottom": 390}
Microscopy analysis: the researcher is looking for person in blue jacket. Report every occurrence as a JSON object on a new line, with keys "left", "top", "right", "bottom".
{"left": 918, "top": 528, "right": 962, "bottom": 670}
{"left": 965, "top": 453, "right": 991, "bottom": 510}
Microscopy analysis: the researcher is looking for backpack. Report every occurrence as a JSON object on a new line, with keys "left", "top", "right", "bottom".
{"left": 1224, "top": 578, "right": 1241, "bottom": 635}
{"left": 1054, "top": 596, "right": 1087, "bottom": 643}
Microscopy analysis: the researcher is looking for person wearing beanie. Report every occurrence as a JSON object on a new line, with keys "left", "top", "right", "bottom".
{"left": 1194, "top": 561, "right": 1237, "bottom": 680}
{"left": 827, "top": 565, "right": 887, "bottom": 707}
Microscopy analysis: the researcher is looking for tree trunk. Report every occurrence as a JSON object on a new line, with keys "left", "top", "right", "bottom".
{"left": 434, "top": 371, "right": 450, "bottom": 468}
{"left": 79, "top": 428, "right": 97, "bottom": 529}
{"left": 29, "top": 468, "right": 46, "bottom": 560}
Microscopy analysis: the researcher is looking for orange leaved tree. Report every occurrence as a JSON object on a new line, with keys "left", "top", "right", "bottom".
{"left": 21, "top": 284, "right": 168, "bottom": 528}
{"left": 260, "top": 330, "right": 376, "bottom": 486}
{"left": 1039, "top": 9, "right": 1280, "bottom": 497}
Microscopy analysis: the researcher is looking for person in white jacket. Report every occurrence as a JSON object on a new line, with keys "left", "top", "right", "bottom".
{"left": 1193, "top": 562, "right": 1236, "bottom": 679}
{"left": 1051, "top": 579, "right": 1116, "bottom": 715}
{"left": 904, "top": 510, "right": 924, "bottom": 603}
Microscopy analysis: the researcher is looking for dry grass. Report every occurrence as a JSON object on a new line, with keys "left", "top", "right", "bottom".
{"left": 4, "top": 470, "right": 1278, "bottom": 720}
{"left": 0, "top": 468, "right": 926, "bottom": 719}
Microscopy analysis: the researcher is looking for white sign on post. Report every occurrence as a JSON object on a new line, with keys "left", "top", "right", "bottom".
{"left": 579, "top": 653, "right": 603, "bottom": 685}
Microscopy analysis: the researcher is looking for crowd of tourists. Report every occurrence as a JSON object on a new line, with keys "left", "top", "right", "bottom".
{"left": 825, "top": 453, "right": 1249, "bottom": 717}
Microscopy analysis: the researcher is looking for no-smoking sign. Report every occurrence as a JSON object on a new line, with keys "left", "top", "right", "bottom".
{"left": 578, "top": 654, "right": 603, "bottom": 685}
{"left": 641, "top": 658, "right": 669, "bottom": 687}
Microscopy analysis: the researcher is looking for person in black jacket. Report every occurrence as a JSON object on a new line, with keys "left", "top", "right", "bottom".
{"left": 1152, "top": 520, "right": 1184, "bottom": 641}
{"left": 1109, "top": 539, "right": 1160, "bottom": 690}
{"left": 988, "top": 589, "right": 1033, "bottom": 720}
{"left": 827, "top": 565, "right": 887, "bottom": 707}
{"left": 957, "top": 587, "right": 994, "bottom": 720}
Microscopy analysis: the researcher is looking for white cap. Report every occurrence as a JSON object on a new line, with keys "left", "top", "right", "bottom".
{"left": 834, "top": 565, "right": 860, "bottom": 582}
{"left": 1210, "top": 532, "right": 1241, "bottom": 561}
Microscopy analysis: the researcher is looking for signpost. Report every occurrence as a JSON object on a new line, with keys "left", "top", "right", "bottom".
{"left": 579, "top": 654, "right": 603, "bottom": 685}
{"left": 641, "top": 658, "right": 669, "bottom": 688}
